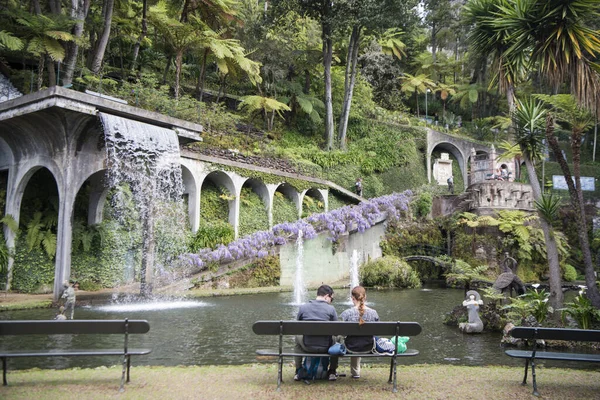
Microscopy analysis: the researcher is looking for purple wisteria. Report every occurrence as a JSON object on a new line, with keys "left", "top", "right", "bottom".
{"left": 183, "top": 190, "right": 412, "bottom": 270}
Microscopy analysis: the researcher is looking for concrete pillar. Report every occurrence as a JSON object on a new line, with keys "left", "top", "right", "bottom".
{"left": 2, "top": 167, "right": 19, "bottom": 291}
{"left": 266, "top": 184, "right": 279, "bottom": 229}
{"left": 318, "top": 189, "right": 329, "bottom": 212}
{"left": 53, "top": 184, "right": 76, "bottom": 301}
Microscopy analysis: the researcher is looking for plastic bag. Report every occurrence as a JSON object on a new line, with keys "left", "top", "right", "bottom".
{"left": 390, "top": 336, "right": 410, "bottom": 354}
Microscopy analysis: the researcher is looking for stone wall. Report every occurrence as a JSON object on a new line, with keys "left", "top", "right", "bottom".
{"left": 279, "top": 219, "right": 387, "bottom": 287}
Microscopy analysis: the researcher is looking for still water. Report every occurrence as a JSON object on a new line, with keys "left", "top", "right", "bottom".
{"left": 0, "top": 287, "right": 590, "bottom": 370}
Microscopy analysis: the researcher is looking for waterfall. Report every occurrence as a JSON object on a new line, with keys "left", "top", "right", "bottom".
{"left": 293, "top": 230, "right": 306, "bottom": 305}
{"left": 349, "top": 249, "right": 360, "bottom": 291}
{"left": 99, "top": 112, "right": 185, "bottom": 296}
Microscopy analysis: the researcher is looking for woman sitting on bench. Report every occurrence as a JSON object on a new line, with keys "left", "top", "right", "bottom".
{"left": 340, "top": 286, "right": 380, "bottom": 379}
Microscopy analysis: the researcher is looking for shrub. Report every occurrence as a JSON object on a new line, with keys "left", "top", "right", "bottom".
{"left": 562, "top": 264, "right": 577, "bottom": 282}
{"left": 412, "top": 192, "right": 432, "bottom": 219}
{"left": 360, "top": 256, "right": 421, "bottom": 288}
{"left": 189, "top": 221, "right": 235, "bottom": 252}
{"left": 273, "top": 191, "right": 299, "bottom": 225}
{"left": 228, "top": 255, "right": 281, "bottom": 288}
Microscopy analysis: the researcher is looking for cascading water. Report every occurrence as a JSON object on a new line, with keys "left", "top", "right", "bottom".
{"left": 100, "top": 112, "right": 185, "bottom": 297}
{"left": 349, "top": 249, "right": 360, "bottom": 290}
{"left": 292, "top": 230, "right": 306, "bottom": 305}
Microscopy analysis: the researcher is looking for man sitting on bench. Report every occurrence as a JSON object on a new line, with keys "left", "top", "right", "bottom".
{"left": 294, "top": 284, "right": 339, "bottom": 381}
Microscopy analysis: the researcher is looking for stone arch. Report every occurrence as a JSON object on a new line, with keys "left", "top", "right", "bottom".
{"left": 200, "top": 170, "right": 237, "bottom": 232}
{"left": 429, "top": 141, "right": 467, "bottom": 188}
{"left": 301, "top": 188, "right": 326, "bottom": 218}
{"left": 273, "top": 183, "right": 301, "bottom": 226}
{"left": 180, "top": 164, "right": 199, "bottom": 232}
{"left": 238, "top": 178, "right": 270, "bottom": 236}
{"left": 8, "top": 166, "right": 60, "bottom": 291}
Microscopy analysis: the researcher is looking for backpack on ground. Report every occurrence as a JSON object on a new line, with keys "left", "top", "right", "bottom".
{"left": 296, "top": 356, "right": 330, "bottom": 381}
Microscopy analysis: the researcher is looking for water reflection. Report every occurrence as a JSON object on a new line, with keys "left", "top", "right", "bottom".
{"left": 0, "top": 287, "right": 595, "bottom": 371}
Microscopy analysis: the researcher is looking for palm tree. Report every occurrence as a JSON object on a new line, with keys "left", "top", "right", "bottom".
{"left": 16, "top": 13, "right": 75, "bottom": 90}
{"left": 463, "top": 0, "right": 526, "bottom": 115}
{"left": 400, "top": 73, "right": 436, "bottom": 118}
{"left": 496, "top": 0, "right": 600, "bottom": 307}
{"left": 512, "top": 98, "right": 563, "bottom": 309}
{"left": 150, "top": 4, "right": 199, "bottom": 100}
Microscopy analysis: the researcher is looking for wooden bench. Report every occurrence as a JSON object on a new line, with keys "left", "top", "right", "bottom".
{"left": 505, "top": 327, "right": 600, "bottom": 396}
{"left": 252, "top": 320, "right": 422, "bottom": 392}
{"left": 0, "top": 319, "right": 152, "bottom": 391}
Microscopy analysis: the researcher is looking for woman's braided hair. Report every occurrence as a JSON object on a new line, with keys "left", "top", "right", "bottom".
{"left": 351, "top": 286, "right": 367, "bottom": 325}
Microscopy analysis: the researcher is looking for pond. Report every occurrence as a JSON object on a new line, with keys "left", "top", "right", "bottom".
{"left": 0, "top": 286, "right": 593, "bottom": 371}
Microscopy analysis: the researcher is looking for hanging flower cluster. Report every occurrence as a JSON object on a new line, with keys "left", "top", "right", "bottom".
{"left": 183, "top": 190, "right": 412, "bottom": 270}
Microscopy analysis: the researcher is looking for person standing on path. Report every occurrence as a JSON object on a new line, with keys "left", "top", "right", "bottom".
{"left": 355, "top": 178, "right": 363, "bottom": 197}
{"left": 61, "top": 280, "right": 76, "bottom": 320}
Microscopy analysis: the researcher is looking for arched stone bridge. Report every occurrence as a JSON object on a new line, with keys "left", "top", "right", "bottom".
{"left": 426, "top": 128, "right": 502, "bottom": 190}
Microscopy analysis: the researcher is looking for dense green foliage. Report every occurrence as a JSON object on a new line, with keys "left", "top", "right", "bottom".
{"left": 228, "top": 255, "right": 281, "bottom": 288}
{"left": 360, "top": 256, "right": 421, "bottom": 289}
{"left": 199, "top": 181, "right": 230, "bottom": 224}
{"left": 238, "top": 188, "right": 269, "bottom": 237}
{"left": 272, "top": 191, "right": 299, "bottom": 226}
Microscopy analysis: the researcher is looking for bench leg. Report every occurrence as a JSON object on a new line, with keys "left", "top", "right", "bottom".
{"left": 119, "top": 354, "right": 127, "bottom": 392}
{"left": 2, "top": 357, "right": 7, "bottom": 386}
{"left": 276, "top": 355, "right": 283, "bottom": 391}
{"left": 531, "top": 359, "right": 539, "bottom": 396}
{"left": 127, "top": 356, "right": 131, "bottom": 383}
{"left": 387, "top": 356, "right": 398, "bottom": 393}
{"left": 521, "top": 359, "right": 529, "bottom": 385}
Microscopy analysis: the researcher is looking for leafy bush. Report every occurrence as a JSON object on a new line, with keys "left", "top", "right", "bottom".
{"left": 360, "top": 256, "right": 421, "bottom": 288}
{"left": 412, "top": 192, "right": 432, "bottom": 219}
{"left": 190, "top": 221, "right": 235, "bottom": 252}
{"left": 562, "top": 264, "right": 577, "bottom": 282}
{"left": 11, "top": 235, "right": 55, "bottom": 293}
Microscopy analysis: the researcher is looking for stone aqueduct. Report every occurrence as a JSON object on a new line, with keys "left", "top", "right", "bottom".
{"left": 0, "top": 86, "right": 508, "bottom": 299}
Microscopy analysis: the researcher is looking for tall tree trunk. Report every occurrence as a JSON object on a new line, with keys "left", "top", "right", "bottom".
{"left": 522, "top": 155, "right": 564, "bottom": 309}
{"left": 337, "top": 25, "right": 360, "bottom": 151}
{"left": 131, "top": 0, "right": 148, "bottom": 72}
{"left": 323, "top": 34, "right": 334, "bottom": 150}
{"left": 431, "top": 22, "right": 437, "bottom": 82}
{"left": 322, "top": 1, "right": 334, "bottom": 150}
{"left": 37, "top": 56, "right": 45, "bottom": 90}
{"left": 62, "top": 0, "right": 91, "bottom": 86}
{"left": 162, "top": 55, "right": 172, "bottom": 84}
{"left": 174, "top": 49, "right": 183, "bottom": 100}
{"left": 545, "top": 115, "right": 600, "bottom": 307}
{"left": 48, "top": 0, "right": 62, "bottom": 14}
{"left": 88, "top": 0, "right": 115, "bottom": 74}
{"left": 47, "top": 56, "right": 56, "bottom": 87}
{"left": 415, "top": 90, "right": 420, "bottom": 117}
{"left": 303, "top": 69, "right": 310, "bottom": 94}
{"left": 196, "top": 48, "right": 210, "bottom": 101}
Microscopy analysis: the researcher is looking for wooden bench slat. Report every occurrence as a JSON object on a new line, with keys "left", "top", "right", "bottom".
{"left": 0, "top": 320, "right": 150, "bottom": 335}
{"left": 505, "top": 349, "right": 600, "bottom": 362}
{"left": 252, "top": 320, "right": 422, "bottom": 336}
{"left": 509, "top": 327, "right": 600, "bottom": 342}
{"left": 256, "top": 349, "right": 419, "bottom": 357}
{"left": 0, "top": 349, "right": 152, "bottom": 357}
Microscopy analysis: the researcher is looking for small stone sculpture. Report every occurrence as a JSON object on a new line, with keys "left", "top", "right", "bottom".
{"left": 459, "top": 290, "right": 484, "bottom": 333}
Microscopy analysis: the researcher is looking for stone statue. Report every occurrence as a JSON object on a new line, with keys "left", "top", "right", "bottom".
{"left": 493, "top": 252, "right": 525, "bottom": 297}
{"left": 459, "top": 290, "right": 484, "bottom": 333}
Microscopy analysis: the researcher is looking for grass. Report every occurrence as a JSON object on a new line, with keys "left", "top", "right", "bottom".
{"left": 0, "top": 363, "right": 598, "bottom": 399}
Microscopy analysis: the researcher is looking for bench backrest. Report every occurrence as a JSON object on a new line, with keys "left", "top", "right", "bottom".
{"left": 510, "top": 327, "right": 600, "bottom": 342}
{"left": 0, "top": 320, "right": 150, "bottom": 335}
{"left": 253, "top": 321, "right": 421, "bottom": 337}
